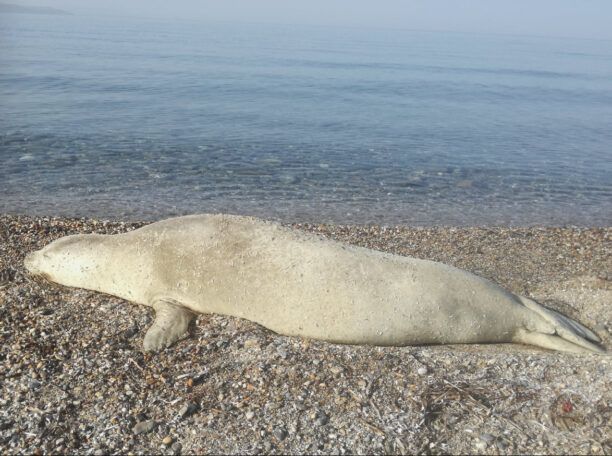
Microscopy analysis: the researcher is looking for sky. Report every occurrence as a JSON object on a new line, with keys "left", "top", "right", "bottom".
{"left": 8, "top": 0, "right": 612, "bottom": 40}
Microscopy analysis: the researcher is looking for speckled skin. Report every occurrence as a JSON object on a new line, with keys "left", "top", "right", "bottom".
{"left": 24, "top": 214, "right": 603, "bottom": 353}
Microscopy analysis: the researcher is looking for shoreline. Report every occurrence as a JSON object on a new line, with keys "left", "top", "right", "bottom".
{"left": 1, "top": 214, "right": 610, "bottom": 454}
{"left": 2, "top": 207, "right": 611, "bottom": 229}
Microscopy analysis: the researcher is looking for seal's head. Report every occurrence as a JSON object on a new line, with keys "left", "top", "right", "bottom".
{"left": 24, "top": 234, "right": 106, "bottom": 288}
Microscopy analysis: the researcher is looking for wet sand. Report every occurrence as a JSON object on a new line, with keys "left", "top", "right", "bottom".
{"left": 0, "top": 214, "right": 610, "bottom": 454}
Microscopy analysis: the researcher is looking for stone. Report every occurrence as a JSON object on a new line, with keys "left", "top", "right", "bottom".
{"left": 132, "top": 420, "right": 156, "bottom": 435}
{"left": 273, "top": 427, "right": 288, "bottom": 441}
{"left": 277, "top": 346, "right": 288, "bottom": 359}
{"left": 314, "top": 411, "right": 329, "bottom": 426}
{"left": 479, "top": 433, "right": 495, "bottom": 443}
{"left": 474, "top": 440, "right": 487, "bottom": 451}
{"left": 162, "top": 436, "right": 173, "bottom": 445}
{"left": 171, "top": 442, "right": 182, "bottom": 455}
{"left": 0, "top": 420, "right": 13, "bottom": 431}
{"left": 178, "top": 402, "right": 198, "bottom": 420}
{"left": 329, "top": 365, "right": 343, "bottom": 375}
{"left": 123, "top": 325, "right": 139, "bottom": 339}
{"left": 243, "top": 338, "right": 260, "bottom": 349}
{"left": 295, "top": 401, "right": 307, "bottom": 411}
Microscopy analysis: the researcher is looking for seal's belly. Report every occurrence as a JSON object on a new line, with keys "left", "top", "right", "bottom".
{"left": 166, "top": 241, "right": 522, "bottom": 346}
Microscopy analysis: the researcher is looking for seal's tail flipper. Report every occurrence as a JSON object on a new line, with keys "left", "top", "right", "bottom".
{"left": 514, "top": 296, "right": 605, "bottom": 354}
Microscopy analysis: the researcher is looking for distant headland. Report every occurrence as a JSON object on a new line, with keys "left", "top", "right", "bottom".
{"left": 0, "top": 2, "right": 70, "bottom": 15}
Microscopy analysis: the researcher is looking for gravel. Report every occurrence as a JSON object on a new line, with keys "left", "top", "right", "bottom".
{"left": 0, "top": 214, "right": 610, "bottom": 454}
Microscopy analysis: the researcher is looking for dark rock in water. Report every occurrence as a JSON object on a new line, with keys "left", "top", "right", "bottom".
{"left": 279, "top": 174, "right": 299, "bottom": 185}
{"left": 456, "top": 179, "right": 473, "bottom": 189}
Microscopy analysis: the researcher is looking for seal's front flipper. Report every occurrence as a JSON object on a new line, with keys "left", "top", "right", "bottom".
{"left": 143, "top": 299, "right": 196, "bottom": 352}
{"left": 515, "top": 296, "right": 605, "bottom": 354}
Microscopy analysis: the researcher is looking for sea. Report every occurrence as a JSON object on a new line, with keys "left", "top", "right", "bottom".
{"left": 1, "top": 13, "right": 611, "bottom": 225}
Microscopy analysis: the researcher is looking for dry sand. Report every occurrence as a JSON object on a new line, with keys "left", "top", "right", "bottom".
{"left": 0, "top": 214, "right": 610, "bottom": 455}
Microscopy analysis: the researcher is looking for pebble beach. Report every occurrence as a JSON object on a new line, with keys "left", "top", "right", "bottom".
{"left": 0, "top": 214, "right": 610, "bottom": 455}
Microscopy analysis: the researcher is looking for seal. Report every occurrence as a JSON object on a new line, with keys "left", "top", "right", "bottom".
{"left": 24, "top": 214, "right": 603, "bottom": 354}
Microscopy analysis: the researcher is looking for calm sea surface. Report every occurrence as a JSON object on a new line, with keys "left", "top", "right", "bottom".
{"left": 1, "top": 14, "right": 611, "bottom": 225}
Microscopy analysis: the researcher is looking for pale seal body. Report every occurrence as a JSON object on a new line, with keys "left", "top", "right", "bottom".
{"left": 24, "top": 214, "right": 603, "bottom": 353}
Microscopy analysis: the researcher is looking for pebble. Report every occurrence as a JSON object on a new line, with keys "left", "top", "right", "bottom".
{"left": 273, "top": 427, "right": 288, "bottom": 441}
{"left": 329, "top": 365, "right": 343, "bottom": 375}
{"left": 295, "top": 401, "right": 307, "bottom": 411}
{"left": 133, "top": 420, "right": 156, "bottom": 435}
{"left": 243, "top": 338, "right": 260, "bottom": 349}
{"left": 474, "top": 440, "right": 487, "bottom": 451}
{"left": 0, "top": 268, "right": 15, "bottom": 286}
{"left": 245, "top": 410, "right": 255, "bottom": 420}
{"left": 123, "top": 325, "right": 139, "bottom": 339}
{"left": 162, "top": 436, "right": 173, "bottom": 445}
{"left": 479, "top": 433, "right": 495, "bottom": 443}
{"left": 277, "top": 346, "right": 288, "bottom": 359}
{"left": 417, "top": 367, "right": 428, "bottom": 376}
{"left": 314, "top": 411, "right": 329, "bottom": 426}
{"left": 0, "top": 420, "right": 13, "bottom": 431}
{"left": 496, "top": 440, "right": 509, "bottom": 451}
{"left": 178, "top": 402, "right": 198, "bottom": 420}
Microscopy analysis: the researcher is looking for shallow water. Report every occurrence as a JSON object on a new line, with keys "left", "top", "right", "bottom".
{"left": 1, "top": 14, "right": 611, "bottom": 225}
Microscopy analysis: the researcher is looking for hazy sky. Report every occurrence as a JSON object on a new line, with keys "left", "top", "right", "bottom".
{"left": 9, "top": 0, "right": 612, "bottom": 40}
